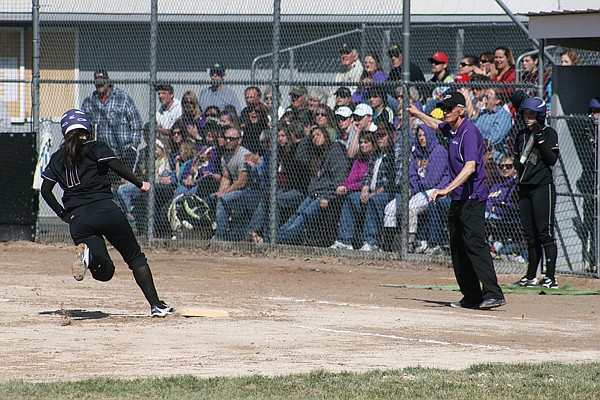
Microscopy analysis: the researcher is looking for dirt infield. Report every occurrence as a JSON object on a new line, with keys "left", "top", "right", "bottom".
{"left": 0, "top": 241, "right": 598, "bottom": 383}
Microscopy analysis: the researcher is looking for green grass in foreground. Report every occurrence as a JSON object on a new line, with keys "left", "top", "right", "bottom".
{"left": 2, "top": 363, "right": 599, "bottom": 399}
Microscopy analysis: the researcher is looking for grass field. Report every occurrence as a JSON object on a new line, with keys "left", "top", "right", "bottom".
{"left": 2, "top": 363, "right": 600, "bottom": 399}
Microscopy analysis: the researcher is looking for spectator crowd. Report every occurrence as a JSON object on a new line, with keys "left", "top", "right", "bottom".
{"left": 79, "top": 44, "right": 593, "bottom": 261}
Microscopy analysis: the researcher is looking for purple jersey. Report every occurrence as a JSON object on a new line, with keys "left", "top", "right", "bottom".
{"left": 439, "top": 119, "right": 488, "bottom": 201}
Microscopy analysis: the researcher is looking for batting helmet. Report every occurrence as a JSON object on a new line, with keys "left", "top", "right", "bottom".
{"left": 520, "top": 97, "right": 547, "bottom": 123}
{"left": 60, "top": 109, "right": 92, "bottom": 137}
{"left": 588, "top": 96, "right": 600, "bottom": 111}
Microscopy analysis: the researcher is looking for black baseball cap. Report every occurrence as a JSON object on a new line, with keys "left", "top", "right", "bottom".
{"left": 210, "top": 63, "right": 225, "bottom": 76}
{"left": 93, "top": 68, "right": 109, "bottom": 84}
{"left": 437, "top": 92, "right": 466, "bottom": 109}
{"left": 334, "top": 87, "right": 351, "bottom": 98}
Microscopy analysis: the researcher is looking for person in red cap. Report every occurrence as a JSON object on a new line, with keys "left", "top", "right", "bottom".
{"left": 428, "top": 52, "right": 453, "bottom": 84}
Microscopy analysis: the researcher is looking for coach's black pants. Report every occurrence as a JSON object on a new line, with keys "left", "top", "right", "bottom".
{"left": 69, "top": 199, "right": 148, "bottom": 280}
{"left": 518, "top": 183, "right": 557, "bottom": 279}
{"left": 448, "top": 199, "right": 504, "bottom": 303}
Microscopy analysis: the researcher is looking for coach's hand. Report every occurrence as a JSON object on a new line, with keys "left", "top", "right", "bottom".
{"left": 429, "top": 188, "right": 449, "bottom": 205}
{"left": 140, "top": 181, "right": 151, "bottom": 193}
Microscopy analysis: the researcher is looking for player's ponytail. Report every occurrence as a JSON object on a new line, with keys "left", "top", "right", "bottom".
{"left": 58, "top": 131, "right": 85, "bottom": 166}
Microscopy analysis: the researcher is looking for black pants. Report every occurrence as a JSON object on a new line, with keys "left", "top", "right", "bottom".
{"left": 448, "top": 199, "right": 504, "bottom": 303}
{"left": 518, "top": 183, "right": 557, "bottom": 279}
{"left": 69, "top": 199, "right": 147, "bottom": 280}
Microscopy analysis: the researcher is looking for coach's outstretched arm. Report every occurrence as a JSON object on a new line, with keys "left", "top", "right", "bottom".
{"left": 406, "top": 104, "right": 442, "bottom": 133}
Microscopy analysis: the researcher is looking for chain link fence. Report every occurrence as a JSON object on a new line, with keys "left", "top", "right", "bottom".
{"left": 3, "top": 0, "right": 598, "bottom": 277}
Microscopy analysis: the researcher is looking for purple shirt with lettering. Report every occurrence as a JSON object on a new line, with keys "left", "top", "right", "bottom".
{"left": 439, "top": 119, "right": 488, "bottom": 201}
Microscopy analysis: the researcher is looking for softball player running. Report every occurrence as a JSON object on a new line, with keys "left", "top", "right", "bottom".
{"left": 40, "top": 109, "right": 173, "bottom": 317}
{"left": 512, "top": 97, "right": 560, "bottom": 289}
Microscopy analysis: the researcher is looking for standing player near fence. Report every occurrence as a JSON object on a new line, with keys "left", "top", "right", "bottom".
{"left": 40, "top": 109, "right": 173, "bottom": 317}
{"left": 511, "top": 97, "right": 560, "bottom": 289}
{"left": 407, "top": 92, "right": 506, "bottom": 310}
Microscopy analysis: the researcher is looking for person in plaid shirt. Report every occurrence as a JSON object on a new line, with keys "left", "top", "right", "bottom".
{"left": 82, "top": 68, "right": 143, "bottom": 171}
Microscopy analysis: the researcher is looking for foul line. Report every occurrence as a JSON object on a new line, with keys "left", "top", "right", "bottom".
{"left": 293, "top": 325, "right": 512, "bottom": 350}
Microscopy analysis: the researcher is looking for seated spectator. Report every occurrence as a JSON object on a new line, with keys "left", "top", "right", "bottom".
{"left": 219, "top": 110, "right": 242, "bottom": 132}
{"left": 156, "top": 84, "right": 183, "bottom": 141}
{"left": 473, "top": 87, "right": 512, "bottom": 161}
{"left": 313, "top": 104, "right": 338, "bottom": 142}
{"left": 428, "top": 52, "right": 453, "bottom": 85}
{"left": 286, "top": 86, "right": 312, "bottom": 128}
{"left": 262, "top": 87, "right": 283, "bottom": 123}
{"left": 332, "top": 86, "right": 356, "bottom": 111}
{"left": 168, "top": 121, "right": 193, "bottom": 170}
{"left": 307, "top": 87, "right": 329, "bottom": 116}
{"left": 276, "top": 126, "right": 350, "bottom": 244}
{"left": 176, "top": 90, "right": 205, "bottom": 144}
{"left": 247, "top": 127, "right": 309, "bottom": 243}
{"left": 368, "top": 86, "right": 395, "bottom": 127}
{"left": 240, "top": 104, "right": 269, "bottom": 154}
{"left": 194, "top": 120, "right": 223, "bottom": 198}
{"left": 385, "top": 124, "right": 449, "bottom": 253}
{"left": 474, "top": 51, "right": 497, "bottom": 78}
{"left": 460, "top": 74, "right": 490, "bottom": 121}
{"left": 347, "top": 103, "right": 377, "bottom": 159}
{"left": 561, "top": 48, "right": 581, "bottom": 66}
{"left": 174, "top": 139, "right": 199, "bottom": 196}
{"left": 458, "top": 55, "right": 479, "bottom": 79}
{"left": 486, "top": 155, "right": 522, "bottom": 259}
{"left": 331, "top": 125, "right": 395, "bottom": 251}
{"left": 212, "top": 127, "right": 253, "bottom": 241}
{"left": 483, "top": 138, "right": 500, "bottom": 190}
{"left": 424, "top": 86, "right": 451, "bottom": 116}
{"left": 352, "top": 52, "right": 388, "bottom": 104}
{"left": 204, "top": 105, "right": 221, "bottom": 123}
{"left": 388, "top": 43, "right": 425, "bottom": 82}
{"left": 392, "top": 86, "right": 423, "bottom": 131}
{"left": 492, "top": 46, "right": 516, "bottom": 83}
{"left": 334, "top": 106, "right": 356, "bottom": 150}
{"left": 335, "top": 42, "right": 364, "bottom": 94}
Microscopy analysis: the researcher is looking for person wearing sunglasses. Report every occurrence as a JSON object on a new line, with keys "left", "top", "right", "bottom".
{"left": 176, "top": 90, "right": 204, "bottom": 145}
{"left": 485, "top": 155, "right": 521, "bottom": 261}
{"left": 512, "top": 97, "right": 559, "bottom": 289}
{"left": 428, "top": 52, "right": 453, "bottom": 84}
{"left": 347, "top": 104, "right": 377, "bottom": 159}
{"left": 334, "top": 106, "right": 355, "bottom": 150}
{"left": 81, "top": 68, "right": 143, "bottom": 174}
{"left": 407, "top": 91, "right": 506, "bottom": 310}
{"left": 198, "top": 63, "right": 243, "bottom": 116}
{"left": 458, "top": 56, "right": 479, "bottom": 78}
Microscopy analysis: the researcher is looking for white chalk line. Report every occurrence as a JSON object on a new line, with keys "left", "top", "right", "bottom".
{"left": 266, "top": 296, "right": 511, "bottom": 350}
{"left": 293, "top": 325, "right": 512, "bottom": 350}
{"left": 265, "top": 296, "right": 382, "bottom": 309}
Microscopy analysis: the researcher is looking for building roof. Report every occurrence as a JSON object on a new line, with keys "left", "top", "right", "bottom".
{"left": 3, "top": 0, "right": 598, "bottom": 24}
{"left": 526, "top": 9, "right": 600, "bottom": 51}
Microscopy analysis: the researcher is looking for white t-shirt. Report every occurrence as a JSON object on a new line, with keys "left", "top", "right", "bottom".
{"left": 156, "top": 98, "right": 182, "bottom": 130}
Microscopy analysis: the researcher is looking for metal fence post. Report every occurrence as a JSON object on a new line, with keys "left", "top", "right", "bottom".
{"left": 269, "top": 0, "right": 282, "bottom": 244}
{"left": 399, "top": 0, "right": 411, "bottom": 259}
{"left": 147, "top": 0, "right": 158, "bottom": 244}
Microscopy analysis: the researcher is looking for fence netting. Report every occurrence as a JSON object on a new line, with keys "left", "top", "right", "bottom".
{"left": 19, "top": 0, "right": 599, "bottom": 277}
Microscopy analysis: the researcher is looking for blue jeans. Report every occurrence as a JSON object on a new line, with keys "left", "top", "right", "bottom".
{"left": 115, "top": 183, "right": 140, "bottom": 215}
{"left": 215, "top": 189, "right": 261, "bottom": 241}
{"left": 248, "top": 189, "right": 305, "bottom": 242}
{"left": 276, "top": 197, "right": 323, "bottom": 244}
{"left": 416, "top": 197, "right": 450, "bottom": 245}
{"left": 337, "top": 192, "right": 392, "bottom": 246}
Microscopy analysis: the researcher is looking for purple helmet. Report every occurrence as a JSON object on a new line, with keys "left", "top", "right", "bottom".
{"left": 60, "top": 109, "right": 92, "bottom": 137}
{"left": 520, "top": 97, "right": 547, "bottom": 122}
{"left": 588, "top": 96, "right": 600, "bottom": 111}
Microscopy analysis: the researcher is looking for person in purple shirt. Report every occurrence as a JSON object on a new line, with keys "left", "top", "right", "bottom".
{"left": 407, "top": 91, "right": 505, "bottom": 310}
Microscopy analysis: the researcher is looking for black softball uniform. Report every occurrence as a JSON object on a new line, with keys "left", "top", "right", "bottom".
{"left": 513, "top": 125, "right": 559, "bottom": 279}
{"left": 41, "top": 140, "right": 147, "bottom": 279}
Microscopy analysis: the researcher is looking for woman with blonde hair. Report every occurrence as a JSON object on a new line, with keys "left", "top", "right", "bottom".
{"left": 176, "top": 90, "right": 205, "bottom": 144}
